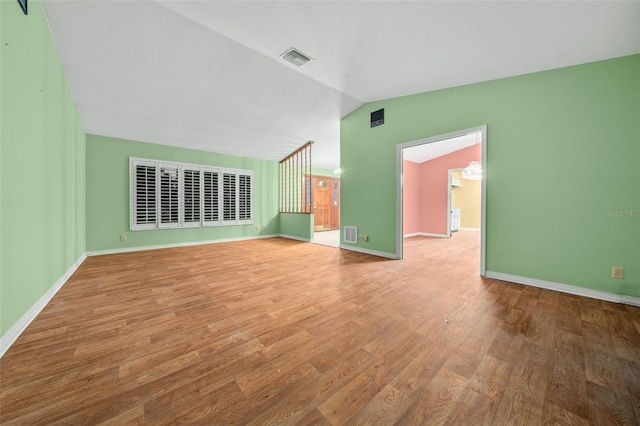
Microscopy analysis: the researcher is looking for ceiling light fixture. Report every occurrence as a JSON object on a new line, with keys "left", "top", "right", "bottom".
{"left": 281, "top": 48, "right": 313, "bottom": 67}
{"left": 462, "top": 133, "right": 482, "bottom": 180}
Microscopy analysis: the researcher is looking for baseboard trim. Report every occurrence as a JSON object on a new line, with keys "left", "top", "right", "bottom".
{"left": 404, "top": 232, "right": 449, "bottom": 238}
{"left": 485, "top": 271, "right": 640, "bottom": 307}
{"left": 279, "top": 234, "right": 311, "bottom": 242}
{"left": 86, "top": 234, "right": 280, "bottom": 256}
{"left": 339, "top": 244, "right": 399, "bottom": 259}
{"left": 0, "top": 253, "right": 87, "bottom": 358}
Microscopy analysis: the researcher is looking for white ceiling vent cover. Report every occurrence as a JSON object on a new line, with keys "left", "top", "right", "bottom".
{"left": 344, "top": 226, "right": 357, "bottom": 244}
{"left": 281, "top": 48, "right": 313, "bottom": 67}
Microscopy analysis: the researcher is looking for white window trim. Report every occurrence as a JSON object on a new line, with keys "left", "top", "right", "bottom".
{"left": 130, "top": 157, "right": 254, "bottom": 231}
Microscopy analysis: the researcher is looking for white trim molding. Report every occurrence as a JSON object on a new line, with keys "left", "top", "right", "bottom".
{"left": 339, "top": 244, "right": 399, "bottom": 260}
{"left": 404, "top": 232, "right": 449, "bottom": 238}
{"left": 0, "top": 254, "right": 87, "bottom": 358}
{"left": 279, "top": 234, "right": 311, "bottom": 242}
{"left": 396, "top": 124, "right": 487, "bottom": 276}
{"left": 485, "top": 271, "right": 640, "bottom": 307}
{"left": 86, "top": 234, "right": 280, "bottom": 256}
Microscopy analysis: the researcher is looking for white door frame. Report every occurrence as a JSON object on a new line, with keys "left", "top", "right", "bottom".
{"left": 447, "top": 168, "right": 464, "bottom": 237}
{"left": 396, "top": 125, "right": 487, "bottom": 276}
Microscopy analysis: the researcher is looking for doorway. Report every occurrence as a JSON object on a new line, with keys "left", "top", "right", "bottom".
{"left": 304, "top": 175, "right": 340, "bottom": 232}
{"left": 448, "top": 168, "right": 481, "bottom": 236}
{"left": 396, "top": 125, "right": 486, "bottom": 275}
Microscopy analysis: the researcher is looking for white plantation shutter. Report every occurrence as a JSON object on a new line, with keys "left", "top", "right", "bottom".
{"left": 132, "top": 160, "right": 157, "bottom": 230}
{"left": 130, "top": 158, "right": 253, "bottom": 230}
{"left": 223, "top": 172, "right": 237, "bottom": 222}
{"left": 238, "top": 173, "right": 252, "bottom": 223}
{"left": 203, "top": 169, "right": 219, "bottom": 225}
{"left": 183, "top": 167, "right": 201, "bottom": 227}
{"left": 159, "top": 164, "right": 179, "bottom": 228}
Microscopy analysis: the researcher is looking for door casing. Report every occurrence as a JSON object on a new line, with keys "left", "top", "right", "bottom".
{"left": 396, "top": 125, "right": 487, "bottom": 276}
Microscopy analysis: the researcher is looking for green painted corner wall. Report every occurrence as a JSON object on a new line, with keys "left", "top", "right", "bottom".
{"left": 280, "top": 213, "right": 314, "bottom": 240}
{"left": 341, "top": 54, "right": 640, "bottom": 296}
{"left": 1, "top": 0, "right": 86, "bottom": 336}
{"left": 86, "top": 135, "right": 280, "bottom": 252}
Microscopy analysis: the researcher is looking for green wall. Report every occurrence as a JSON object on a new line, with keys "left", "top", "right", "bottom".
{"left": 341, "top": 55, "right": 640, "bottom": 297}
{"left": 313, "top": 167, "right": 340, "bottom": 178}
{"left": 86, "top": 135, "right": 280, "bottom": 252}
{"left": 1, "top": 0, "right": 86, "bottom": 336}
{"left": 280, "top": 213, "right": 314, "bottom": 241}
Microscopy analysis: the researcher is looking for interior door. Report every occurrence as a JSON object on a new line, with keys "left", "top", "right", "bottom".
{"left": 313, "top": 177, "right": 331, "bottom": 231}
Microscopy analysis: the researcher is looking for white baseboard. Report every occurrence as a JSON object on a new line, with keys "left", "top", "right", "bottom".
{"left": 404, "top": 232, "right": 449, "bottom": 238}
{"left": 279, "top": 234, "right": 311, "bottom": 242}
{"left": 339, "top": 244, "right": 399, "bottom": 259}
{"left": 485, "top": 271, "right": 640, "bottom": 307}
{"left": 86, "top": 234, "right": 280, "bottom": 256}
{"left": 0, "top": 253, "right": 87, "bottom": 358}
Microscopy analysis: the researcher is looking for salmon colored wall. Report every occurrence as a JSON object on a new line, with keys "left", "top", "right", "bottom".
{"left": 403, "top": 144, "right": 480, "bottom": 236}
{"left": 402, "top": 160, "right": 421, "bottom": 235}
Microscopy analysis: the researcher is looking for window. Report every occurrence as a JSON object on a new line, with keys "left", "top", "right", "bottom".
{"left": 223, "top": 172, "right": 237, "bottom": 221}
{"left": 130, "top": 158, "right": 253, "bottom": 231}
{"left": 183, "top": 168, "right": 200, "bottom": 226}
{"left": 134, "top": 161, "right": 156, "bottom": 228}
{"left": 238, "top": 174, "right": 252, "bottom": 221}
{"left": 203, "top": 170, "right": 219, "bottom": 224}
{"left": 160, "top": 164, "right": 179, "bottom": 228}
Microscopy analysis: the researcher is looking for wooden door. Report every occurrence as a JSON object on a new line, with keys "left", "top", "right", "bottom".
{"left": 313, "top": 177, "right": 331, "bottom": 231}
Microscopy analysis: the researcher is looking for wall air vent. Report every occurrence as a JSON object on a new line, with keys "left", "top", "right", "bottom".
{"left": 344, "top": 226, "right": 357, "bottom": 244}
{"left": 281, "top": 48, "right": 313, "bottom": 67}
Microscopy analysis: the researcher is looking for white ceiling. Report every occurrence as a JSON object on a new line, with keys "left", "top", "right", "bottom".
{"left": 42, "top": 1, "right": 640, "bottom": 169}
{"left": 403, "top": 132, "right": 480, "bottom": 164}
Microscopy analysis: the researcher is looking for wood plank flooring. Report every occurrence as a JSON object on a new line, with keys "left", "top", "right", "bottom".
{"left": 1, "top": 231, "right": 639, "bottom": 424}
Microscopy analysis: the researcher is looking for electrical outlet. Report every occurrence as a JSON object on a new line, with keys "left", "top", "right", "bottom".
{"left": 612, "top": 266, "right": 624, "bottom": 279}
{"left": 120, "top": 235, "right": 126, "bottom": 242}
{"left": 360, "top": 235, "right": 369, "bottom": 242}
{"left": 256, "top": 226, "right": 260, "bottom": 231}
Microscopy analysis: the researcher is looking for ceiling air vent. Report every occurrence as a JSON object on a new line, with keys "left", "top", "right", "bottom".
{"left": 281, "top": 48, "right": 313, "bottom": 67}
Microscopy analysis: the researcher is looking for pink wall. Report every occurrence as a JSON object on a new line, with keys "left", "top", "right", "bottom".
{"left": 403, "top": 145, "right": 480, "bottom": 236}
{"left": 403, "top": 160, "right": 421, "bottom": 235}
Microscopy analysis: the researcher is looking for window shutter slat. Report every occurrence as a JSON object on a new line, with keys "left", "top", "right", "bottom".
{"left": 160, "top": 166, "right": 179, "bottom": 225}
{"left": 204, "top": 170, "right": 219, "bottom": 222}
{"left": 135, "top": 164, "right": 156, "bottom": 225}
{"left": 184, "top": 169, "right": 201, "bottom": 223}
{"left": 239, "top": 174, "right": 251, "bottom": 221}
{"left": 223, "top": 172, "right": 237, "bottom": 221}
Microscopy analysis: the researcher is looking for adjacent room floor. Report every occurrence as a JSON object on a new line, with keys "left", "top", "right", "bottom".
{"left": 1, "top": 232, "right": 639, "bottom": 424}
{"left": 311, "top": 229, "right": 340, "bottom": 248}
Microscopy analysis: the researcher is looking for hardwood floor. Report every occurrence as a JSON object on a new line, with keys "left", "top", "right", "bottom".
{"left": 1, "top": 231, "right": 639, "bottom": 424}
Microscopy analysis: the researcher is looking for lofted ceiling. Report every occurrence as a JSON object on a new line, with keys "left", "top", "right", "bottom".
{"left": 41, "top": 1, "right": 640, "bottom": 169}
{"left": 403, "top": 132, "right": 480, "bottom": 164}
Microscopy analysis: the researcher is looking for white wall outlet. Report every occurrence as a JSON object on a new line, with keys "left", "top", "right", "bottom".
{"left": 120, "top": 235, "right": 126, "bottom": 242}
{"left": 612, "top": 266, "right": 624, "bottom": 279}
{"left": 256, "top": 226, "right": 260, "bottom": 231}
